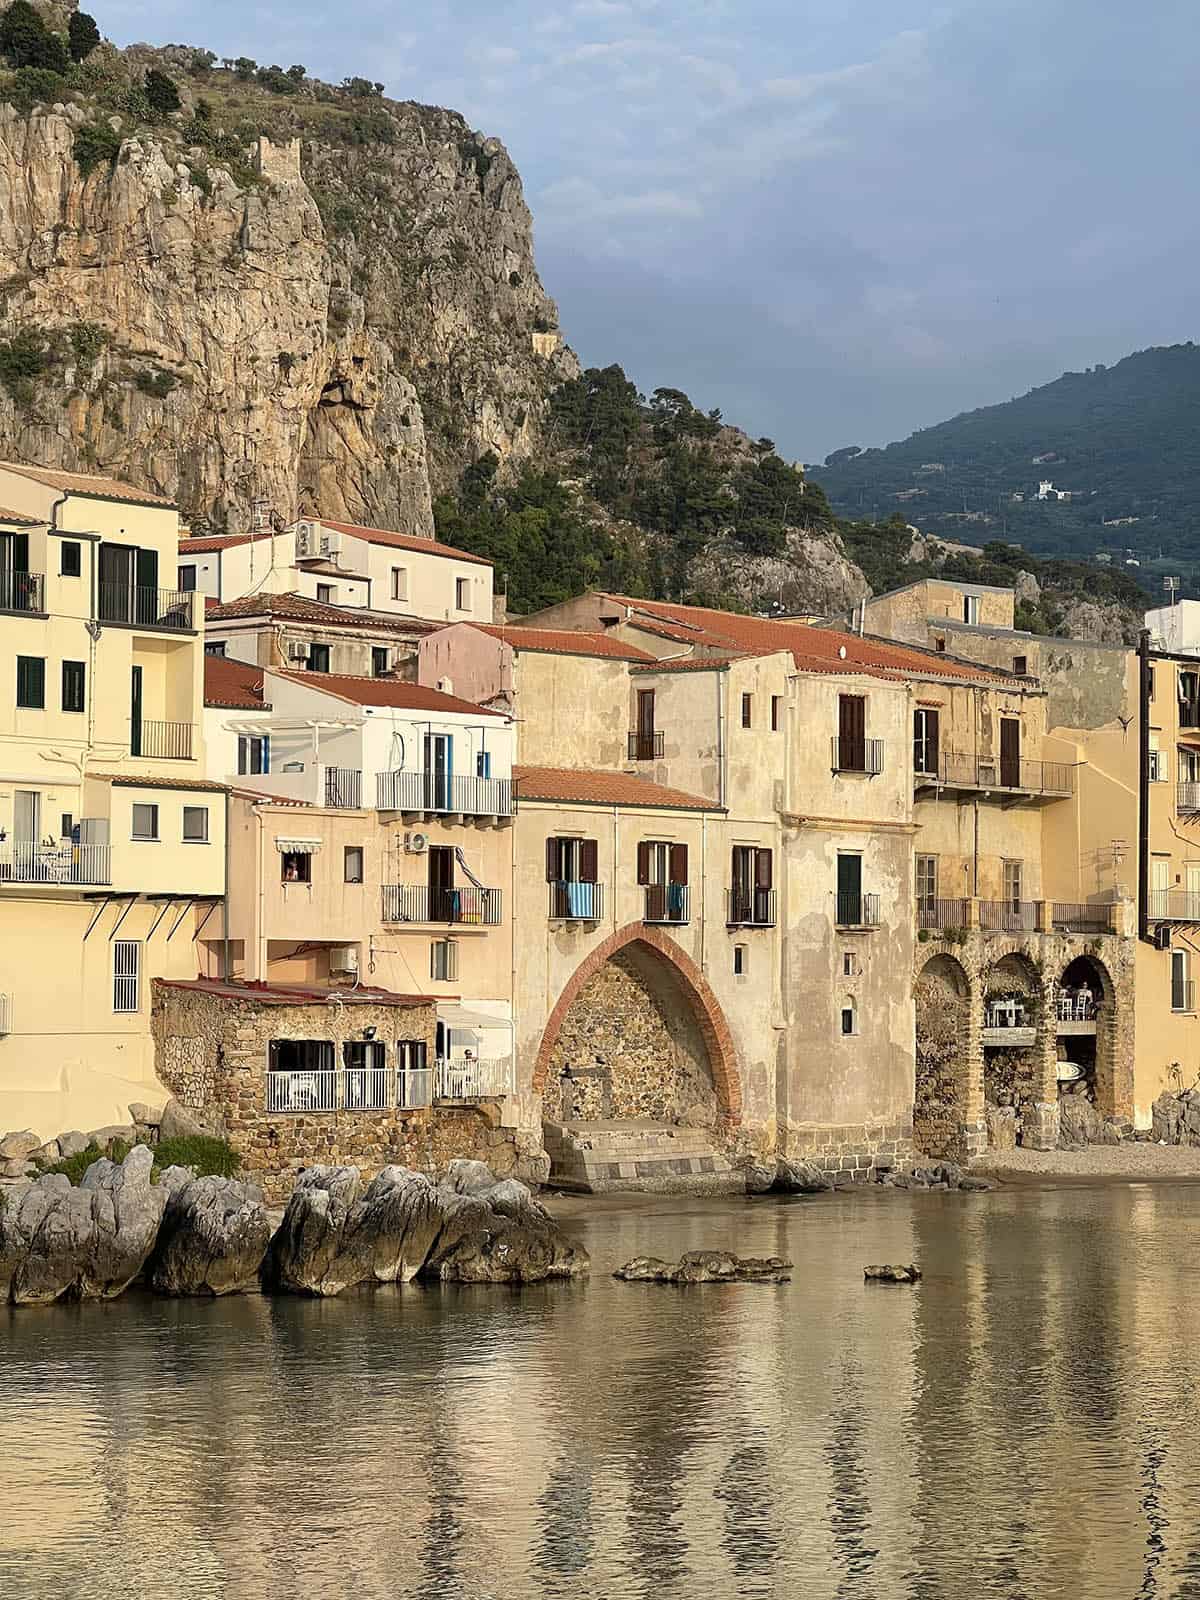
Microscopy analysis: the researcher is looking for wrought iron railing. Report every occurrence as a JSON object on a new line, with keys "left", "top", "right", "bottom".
{"left": 643, "top": 883, "right": 690, "bottom": 924}
{"left": 831, "top": 736, "right": 885, "bottom": 776}
{"left": 1150, "top": 891, "right": 1200, "bottom": 923}
{"left": 836, "top": 890, "right": 880, "bottom": 927}
{"left": 917, "top": 896, "right": 967, "bottom": 930}
{"left": 397, "top": 1067, "right": 433, "bottom": 1110}
{"left": 980, "top": 899, "right": 1038, "bottom": 932}
{"left": 380, "top": 884, "right": 502, "bottom": 925}
{"left": 435, "top": 1057, "right": 515, "bottom": 1099}
{"left": 628, "top": 729, "right": 665, "bottom": 760}
{"left": 1178, "top": 782, "right": 1200, "bottom": 815}
{"left": 0, "top": 570, "right": 43, "bottom": 613}
{"left": 726, "top": 887, "right": 776, "bottom": 927}
{"left": 323, "top": 767, "right": 363, "bottom": 808}
{"left": 549, "top": 880, "right": 604, "bottom": 921}
{"left": 1052, "top": 902, "right": 1116, "bottom": 934}
{"left": 0, "top": 842, "right": 110, "bottom": 885}
{"left": 132, "top": 719, "right": 193, "bottom": 759}
{"left": 922, "top": 753, "right": 1074, "bottom": 796}
{"left": 98, "top": 582, "right": 194, "bottom": 630}
{"left": 375, "top": 769, "right": 513, "bottom": 817}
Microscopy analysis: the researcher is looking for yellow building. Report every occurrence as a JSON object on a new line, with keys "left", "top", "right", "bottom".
{"left": 0, "top": 465, "right": 224, "bottom": 1139}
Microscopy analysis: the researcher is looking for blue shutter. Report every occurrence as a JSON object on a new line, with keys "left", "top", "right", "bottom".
{"left": 262, "top": 735, "right": 270, "bottom": 773}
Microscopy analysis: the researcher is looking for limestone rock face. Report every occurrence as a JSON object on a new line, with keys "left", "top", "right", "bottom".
{"left": 0, "top": 1145, "right": 167, "bottom": 1304}
{"left": 685, "top": 524, "right": 869, "bottom": 616}
{"left": 613, "top": 1251, "right": 792, "bottom": 1283}
{"left": 148, "top": 1171, "right": 272, "bottom": 1295}
{"left": 0, "top": 1131, "right": 40, "bottom": 1160}
{"left": 774, "top": 1158, "right": 834, "bottom": 1194}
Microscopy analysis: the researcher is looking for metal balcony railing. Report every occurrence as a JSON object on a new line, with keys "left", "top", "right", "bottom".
{"left": 917, "top": 896, "right": 968, "bottom": 930}
{"left": 727, "top": 887, "right": 776, "bottom": 927}
{"left": 643, "top": 883, "right": 690, "bottom": 925}
{"left": 1052, "top": 902, "right": 1117, "bottom": 934}
{"left": 0, "top": 992, "right": 9, "bottom": 1034}
{"left": 1178, "top": 782, "right": 1200, "bottom": 815}
{"left": 341, "top": 1066, "right": 391, "bottom": 1112}
{"left": 266, "top": 1066, "right": 434, "bottom": 1114}
{"left": 132, "top": 719, "right": 193, "bottom": 760}
{"left": 628, "top": 730, "right": 665, "bottom": 761}
{"left": 380, "top": 884, "right": 502, "bottom": 925}
{"left": 922, "top": 753, "right": 1074, "bottom": 796}
{"left": 980, "top": 899, "right": 1038, "bottom": 932}
{"left": 549, "top": 880, "right": 604, "bottom": 921}
{"left": 831, "top": 736, "right": 885, "bottom": 776}
{"left": 1055, "top": 992, "right": 1098, "bottom": 1022}
{"left": 265, "top": 1068, "right": 337, "bottom": 1114}
{"left": 1151, "top": 891, "right": 1200, "bottom": 923}
{"left": 397, "top": 1067, "right": 433, "bottom": 1110}
{"left": 375, "top": 769, "right": 513, "bottom": 818}
{"left": 323, "top": 767, "right": 363, "bottom": 808}
{"left": 1174, "top": 980, "right": 1197, "bottom": 1014}
{"left": 0, "top": 570, "right": 43, "bottom": 613}
{"left": 435, "top": 1057, "right": 515, "bottom": 1099}
{"left": 98, "top": 582, "right": 194, "bottom": 630}
{"left": 0, "top": 842, "right": 111, "bottom": 885}
{"left": 836, "top": 890, "right": 880, "bottom": 928}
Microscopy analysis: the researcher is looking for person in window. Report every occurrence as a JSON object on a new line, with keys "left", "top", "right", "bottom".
{"left": 284, "top": 858, "right": 300, "bottom": 882}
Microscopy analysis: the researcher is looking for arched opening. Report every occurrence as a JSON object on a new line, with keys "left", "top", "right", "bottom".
{"left": 982, "top": 951, "right": 1043, "bottom": 1146}
{"left": 1053, "top": 953, "right": 1115, "bottom": 1129}
{"left": 914, "top": 953, "right": 972, "bottom": 1160}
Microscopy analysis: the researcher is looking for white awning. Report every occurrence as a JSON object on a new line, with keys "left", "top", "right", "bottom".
{"left": 275, "top": 837, "right": 323, "bottom": 853}
{"left": 436, "top": 1003, "right": 513, "bottom": 1032}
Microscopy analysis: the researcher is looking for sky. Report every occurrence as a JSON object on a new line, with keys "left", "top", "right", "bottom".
{"left": 106, "top": 0, "right": 1200, "bottom": 463}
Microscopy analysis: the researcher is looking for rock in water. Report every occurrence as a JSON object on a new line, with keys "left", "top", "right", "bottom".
{"left": 864, "top": 1264, "right": 921, "bottom": 1284}
{"left": 0, "top": 1145, "right": 167, "bottom": 1305}
{"left": 774, "top": 1159, "right": 834, "bottom": 1193}
{"left": 421, "top": 1182, "right": 588, "bottom": 1284}
{"left": 149, "top": 1172, "right": 273, "bottom": 1295}
{"left": 613, "top": 1250, "right": 792, "bottom": 1283}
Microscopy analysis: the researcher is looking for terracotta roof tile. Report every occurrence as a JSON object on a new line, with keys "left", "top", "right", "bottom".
{"left": 180, "top": 531, "right": 276, "bottom": 553}
{"left": 0, "top": 504, "right": 39, "bottom": 526}
{"left": 204, "top": 655, "right": 269, "bottom": 710}
{"left": 0, "top": 462, "right": 176, "bottom": 508}
{"left": 106, "top": 775, "right": 228, "bottom": 793}
{"left": 205, "top": 592, "right": 417, "bottom": 631}
{"left": 273, "top": 669, "right": 506, "bottom": 718}
{"left": 514, "top": 765, "right": 722, "bottom": 812}
{"left": 317, "top": 518, "right": 493, "bottom": 566}
{"left": 470, "top": 624, "right": 655, "bottom": 662}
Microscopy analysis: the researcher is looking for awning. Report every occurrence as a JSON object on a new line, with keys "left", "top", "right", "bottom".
{"left": 275, "top": 837, "right": 323, "bottom": 853}
{"left": 436, "top": 1003, "right": 513, "bottom": 1032}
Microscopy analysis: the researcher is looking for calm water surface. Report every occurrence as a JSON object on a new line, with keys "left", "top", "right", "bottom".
{"left": 3, "top": 1183, "right": 1200, "bottom": 1599}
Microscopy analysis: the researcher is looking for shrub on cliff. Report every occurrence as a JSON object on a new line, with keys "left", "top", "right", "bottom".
{"left": 72, "top": 118, "right": 122, "bottom": 178}
{"left": 0, "top": 326, "right": 54, "bottom": 404}
{"left": 67, "top": 9, "right": 100, "bottom": 63}
{"left": 2, "top": 65, "right": 67, "bottom": 112}
{"left": 0, "top": 0, "right": 68, "bottom": 73}
{"left": 144, "top": 67, "right": 180, "bottom": 116}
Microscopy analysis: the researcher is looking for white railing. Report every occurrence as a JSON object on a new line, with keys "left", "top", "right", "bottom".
{"left": 435, "top": 1056, "right": 515, "bottom": 1099}
{"left": 341, "top": 1066, "right": 390, "bottom": 1111}
{"left": 0, "top": 843, "right": 111, "bottom": 885}
{"left": 1055, "top": 993, "right": 1097, "bottom": 1021}
{"left": 376, "top": 769, "right": 514, "bottom": 818}
{"left": 266, "top": 1069, "right": 338, "bottom": 1114}
{"left": 397, "top": 1067, "right": 433, "bottom": 1109}
{"left": 0, "top": 993, "right": 10, "bottom": 1035}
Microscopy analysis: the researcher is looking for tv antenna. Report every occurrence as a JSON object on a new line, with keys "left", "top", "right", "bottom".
{"left": 1164, "top": 576, "right": 1181, "bottom": 605}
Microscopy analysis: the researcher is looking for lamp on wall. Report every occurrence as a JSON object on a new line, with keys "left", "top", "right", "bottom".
{"left": 362, "top": 1025, "right": 377, "bottom": 1041}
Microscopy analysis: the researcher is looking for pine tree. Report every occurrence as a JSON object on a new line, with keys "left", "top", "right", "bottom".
{"left": 68, "top": 10, "right": 100, "bottom": 62}
{"left": 144, "top": 68, "right": 181, "bottom": 117}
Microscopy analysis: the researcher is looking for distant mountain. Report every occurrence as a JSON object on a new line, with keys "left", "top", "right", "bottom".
{"left": 813, "top": 344, "right": 1200, "bottom": 584}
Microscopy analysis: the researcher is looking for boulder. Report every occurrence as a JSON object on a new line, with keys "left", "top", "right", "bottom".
{"left": 441, "top": 1159, "right": 499, "bottom": 1197}
{"left": 128, "top": 1101, "right": 166, "bottom": 1129}
{"left": 159, "top": 1098, "right": 225, "bottom": 1142}
{"left": 0, "top": 1145, "right": 167, "bottom": 1305}
{"left": 1058, "top": 1094, "right": 1104, "bottom": 1150}
{"left": 0, "top": 1130, "right": 39, "bottom": 1161}
{"left": 741, "top": 1162, "right": 776, "bottom": 1195}
{"left": 86, "top": 1124, "right": 135, "bottom": 1150}
{"left": 421, "top": 1184, "right": 588, "bottom": 1285}
{"left": 31, "top": 1140, "right": 61, "bottom": 1165}
{"left": 149, "top": 1173, "right": 272, "bottom": 1295}
{"left": 0, "top": 1159, "right": 35, "bottom": 1179}
{"left": 614, "top": 1250, "right": 792, "bottom": 1284}
{"left": 985, "top": 1105, "right": 1019, "bottom": 1151}
{"left": 865, "top": 1263, "right": 921, "bottom": 1283}
{"left": 57, "top": 1131, "right": 89, "bottom": 1159}
{"left": 958, "top": 1176, "right": 994, "bottom": 1192}
{"left": 774, "top": 1158, "right": 833, "bottom": 1193}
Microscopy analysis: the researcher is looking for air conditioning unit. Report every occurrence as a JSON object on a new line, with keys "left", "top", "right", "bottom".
{"left": 330, "top": 945, "right": 359, "bottom": 974}
{"left": 405, "top": 830, "right": 430, "bottom": 854}
{"left": 294, "top": 520, "right": 320, "bottom": 558}
{"left": 319, "top": 530, "right": 342, "bottom": 560}
{"left": 1155, "top": 925, "right": 1172, "bottom": 951}
{"left": 287, "top": 641, "right": 309, "bottom": 660}
{"left": 436, "top": 677, "right": 454, "bottom": 695}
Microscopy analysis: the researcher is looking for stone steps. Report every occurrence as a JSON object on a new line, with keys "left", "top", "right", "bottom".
{"left": 543, "top": 1119, "right": 742, "bottom": 1195}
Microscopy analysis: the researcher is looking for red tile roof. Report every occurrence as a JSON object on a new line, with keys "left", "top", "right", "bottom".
{"left": 204, "top": 655, "right": 269, "bottom": 709}
{"left": 470, "top": 624, "right": 655, "bottom": 662}
{"left": 180, "top": 531, "right": 276, "bottom": 554}
{"left": 0, "top": 504, "right": 39, "bottom": 525}
{"left": 229, "top": 786, "right": 312, "bottom": 807}
{"left": 514, "top": 765, "right": 722, "bottom": 812}
{"left": 0, "top": 462, "right": 176, "bottom": 508}
{"left": 317, "top": 518, "right": 493, "bottom": 567}
{"left": 106, "top": 775, "right": 228, "bottom": 793}
{"left": 155, "top": 978, "right": 435, "bottom": 1007}
{"left": 274, "top": 669, "right": 506, "bottom": 718}
{"left": 205, "top": 592, "right": 418, "bottom": 630}
{"left": 629, "top": 653, "right": 752, "bottom": 674}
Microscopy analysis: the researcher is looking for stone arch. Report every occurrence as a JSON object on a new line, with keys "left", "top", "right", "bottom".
{"left": 914, "top": 953, "right": 977, "bottom": 1161}
{"left": 982, "top": 949, "right": 1050, "bottom": 1143}
{"left": 533, "top": 924, "right": 741, "bottom": 1125}
{"left": 1053, "top": 951, "right": 1117, "bottom": 1120}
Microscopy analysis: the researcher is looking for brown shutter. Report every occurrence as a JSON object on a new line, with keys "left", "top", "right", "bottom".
{"left": 580, "top": 838, "right": 598, "bottom": 882}
{"left": 670, "top": 843, "right": 688, "bottom": 884}
{"left": 637, "top": 841, "right": 652, "bottom": 885}
{"left": 755, "top": 848, "right": 772, "bottom": 889}
{"left": 545, "top": 837, "right": 557, "bottom": 882}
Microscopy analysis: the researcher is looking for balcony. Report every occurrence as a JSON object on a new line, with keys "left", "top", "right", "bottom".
{"left": 1052, "top": 901, "right": 1118, "bottom": 935}
{"left": 1173, "top": 980, "right": 1197, "bottom": 1015}
{"left": 1179, "top": 782, "right": 1200, "bottom": 816}
{"left": 1055, "top": 991, "right": 1098, "bottom": 1025}
{"left": 265, "top": 1066, "right": 432, "bottom": 1114}
{"left": 628, "top": 730, "right": 665, "bottom": 761}
{"left": 549, "top": 880, "right": 604, "bottom": 922}
{"left": 0, "top": 570, "right": 44, "bottom": 614}
{"left": 831, "top": 736, "right": 885, "bottom": 776}
{"left": 982, "top": 997, "right": 1036, "bottom": 1047}
{"left": 376, "top": 769, "right": 513, "bottom": 819}
{"left": 643, "top": 883, "right": 690, "bottom": 925}
{"left": 915, "top": 752, "right": 1073, "bottom": 800}
{"left": 323, "top": 767, "right": 363, "bottom": 808}
{"left": 435, "top": 1057, "right": 515, "bottom": 1099}
{"left": 727, "top": 887, "right": 775, "bottom": 927}
{"left": 98, "top": 582, "right": 195, "bottom": 631}
{"left": 836, "top": 890, "right": 881, "bottom": 928}
{"left": 918, "top": 896, "right": 968, "bottom": 931}
{"left": 380, "top": 884, "right": 502, "bottom": 925}
{"left": 980, "top": 899, "right": 1038, "bottom": 933}
{"left": 0, "top": 842, "right": 110, "bottom": 885}
{"left": 132, "top": 719, "right": 193, "bottom": 760}
{"left": 1150, "top": 891, "right": 1200, "bottom": 924}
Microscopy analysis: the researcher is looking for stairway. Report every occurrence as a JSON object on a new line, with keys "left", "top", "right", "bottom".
{"left": 542, "top": 1119, "right": 741, "bottom": 1195}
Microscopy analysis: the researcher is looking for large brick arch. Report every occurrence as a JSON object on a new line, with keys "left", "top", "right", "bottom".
{"left": 533, "top": 924, "right": 742, "bottom": 1124}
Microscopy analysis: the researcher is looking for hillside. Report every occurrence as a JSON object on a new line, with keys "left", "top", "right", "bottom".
{"left": 814, "top": 344, "right": 1200, "bottom": 581}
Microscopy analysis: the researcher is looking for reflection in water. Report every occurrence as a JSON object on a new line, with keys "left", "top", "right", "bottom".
{"left": 6, "top": 1187, "right": 1200, "bottom": 1598}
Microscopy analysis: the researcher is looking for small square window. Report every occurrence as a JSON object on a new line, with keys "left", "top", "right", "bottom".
{"left": 733, "top": 944, "right": 748, "bottom": 976}
{"left": 771, "top": 694, "right": 781, "bottom": 731}
{"left": 843, "top": 951, "right": 858, "bottom": 978}
{"left": 16, "top": 656, "right": 44, "bottom": 709}
{"left": 61, "top": 659, "right": 85, "bottom": 713}
{"left": 281, "top": 851, "right": 311, "bottom": 883}
{"left": 935, "top": 637, "right": 946, "bottom": 653}
{"left": 132, "top": 803, "right": 159, "bottom": 840}
{"left": 317, "top": 583, "right": 334, "bottom": 603}
{"left": 1013, "top": 655, "right": 1027, "bottom": 676}
{"left": 60, "top": 541, "right": 81, "bottom": 577}
{"left": 372, "top": 647, "right": 389, "bottom": 678}
{"left": 741, "top": 693, "right": 752, "bottom": 728}
{"left": 391, "top": 567, "right": 408, "bottom": 601}
{"left": 432, "top": 939, "right": 458, "bottom": 981}
{"left": 182, "top": 805, "right": 209, "bottom": 842}
{"left": 308, "top": 643, "right": 330, "bottom": 673}
{"left": 177, "top": 563, "right": 196, "bottom": 591}
{"left": 841, "top": 1004, "right": 857, "bottom": 1036}
{"left": 456, "top": 577, "right": 471, "bottom": 611}
{"left": 344, "top": 846, "right": 364, "bottom": 883}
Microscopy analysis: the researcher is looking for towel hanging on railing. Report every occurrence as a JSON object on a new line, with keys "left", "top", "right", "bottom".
{"left": 454, "top": 846, "right": 486, "bottom": 890}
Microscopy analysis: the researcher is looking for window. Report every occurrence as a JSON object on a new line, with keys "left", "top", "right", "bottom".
{"left": 843, "top": 951, "right": 859, "bottom": 978}
{"left": 372, "top": 647, "right": 389, "bottom": 678}
{"left": 733, "top": 944, "right": 748, "bottom": 977}
{"left": 391, "top": 567, "right": 408, "bottom": 602}
{"left": 730, "top": 845, "right": 772, "bottom": 924}
{"left": 913, "top": 707, "right": 940, "bottom": 776}
{"left": 841, "top": 1000, "right": 858, "bottom": 1037}
{"left": 237, "top": 734, "right": 270, "bottom": 776}
{"left": 182, "top": 806, "right": 209, "bottom": 843}
{"left": 268, "top": 1040, "right": 335, "bottom": 1109}
{"left": 1150, "top": 748, "right": 1168, "bottom": 783}
{"left": 1172, "top": 949, "right": 1192, "bottom": 1013}
{"left": 344, "top": 846, "right": 364, "bottom": 883}
{"left": 1003, "top": 859, "right": 1023, "bottom": 908}
{"left": 741, "top": 693, "right": 752, "bottom": 728}
{"left": 281, "top": 850, "right": 311, "bottom": 883}
{"left": 837, "top": 851, "right": 864, "bottom": 925}
{"left": 934, "top": 637, "right": 946, "bottom": 653}
{"left": 476, "top": 750, "right": 491, "bottom": 780}
{"left": 204, "top": 640, "right": 226, "bottom": 657}
{"left": 1181, "top": 747, "right": 1200, "bottom": 786}
{"left": 177, "top": 563, "right": 196, "bottom": 591}
{"left": 60, "top": 541, "right": 81, "bottom": 577}
{"left": 1013, "top": 655, "right": 1028, "bottom": 676}
{"left": 431, "top": 939, "right": 459, "bottom": 981}
{"left": 16, "top": 655, "right": 44, "bottom": 709}
{"left": 771, "top": 694, "right": 781, "bottom": 732}
{"left": 131, "top": 803, "right": 159, "bottom": 841}
{"left": 308, "top": 642, "right": 330, "bottom": 673}
{"left": 61, "top": 659, "right": 85, "bottom": 714}
{"left": 963, "top": 594, "right": 980, "bottom": 625}
{"left": 113, "top": 940, "right": 140, "bottom": 1013}
{"left": 837, "top": 693, "right": 868, "bottom": 771}
{"left": 398, "top": 1039, "right": 431, "bottom": 1107}
{"left": 316, "top": 583, "right": 334, "bottom": 603}
{"left": 456, "top": 577, "right": 471, "bottom": 611}
{"left": 916, "top": 854, "right": 938, "bottom": 908}
{"left": 60, "top": 812, "right": 73, "bottom": 841}
{"left": 546, "top": 836, "right": 600, "bottom": 917}
{"left": 638, "top": 839, "right": 688, "bottom": 921}
{"left": 1149, "top": 665, "right": 1156, "bottom": 701}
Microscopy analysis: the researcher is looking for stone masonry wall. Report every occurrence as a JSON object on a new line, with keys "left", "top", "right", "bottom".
{"left": 914, "top": 957, "right": 971, "bottom": 1162}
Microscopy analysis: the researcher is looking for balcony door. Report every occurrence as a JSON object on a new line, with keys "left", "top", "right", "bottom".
{"left": 1000, "top": 718, "right": 1021, "bottom": 788}
{"left": 423, "top": 732, "right": 452, "bottom": 810}
{"left": 913, "top": 708, "right": 940, "bottom": 777}
{"left": 429, "top": 844, "right": 455, "bottom": 921}
{"left": 839, "top": 694, "right": 866, "bottom": 772}
{"left": 837, "top": 852, "right": 862, "bottom": 926}
{"left": 130, "top": 665, "right": 143, "bottom": 757}
{"left": 634, "top": 689, "right": 657, "bottom": 760}
{"left": 0, "top": 530, "right": 28, "bottom": 611}
{"left": 99, "top": 543, "right": 158, "bottom": 624}
{"left": 1151, "top": 857, "right": 1170, "bottom": 919}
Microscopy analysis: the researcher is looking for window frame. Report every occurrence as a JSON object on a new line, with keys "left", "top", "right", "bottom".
{"left": 741, "top": 692, "right": 752, "bottom": 729}
{"left": 61, "top": 659, "right": 86, "bottom": 714}
{"left": 131, "top": 802, "right": 160, "bottom": 842}
{"left": 916, "top": 853, "right": 938, "bottom": 907}
{"left": 455, "top": 576, "right": 471, "bottom": 611}
{"left": 16, "top": 655, "right": 45, "bottom": 709}
{"left": 963, "top": 594, "right": 981, "bottom": 625}
{"left": 1172, "top": 948, "right": 1192, "bottom": 1013}
{"left": 431, "top": 938, "right": 459, "bottom": 982}
{"left": 391, "top": 566, "right": 408, "bottom": 602}
{"left": 60, "top": 541, "right": 81, "bottom": 578}
{"left": 113, "top": 939, "right": 140, "bottom": 1013}
{"left": 733, "top": 944, "right": 747, "bottom": 977}
{"left": 307, "top": 642, "right": 331, "bottom": 673}
{"left": 177, "top": 562, "right": 197, "bottom": 592}
{"left": 371, "top": 646, "right": 389, "bottom": 678}
{"left": 344, "top": 845, "right": 364, "bottom": 883}
{"left": 770, "top": 694, "right": 781, "bottom": 732}
{"left": 237, "top": 734, "right": 270, "bottom": 776}
{"left": 281, "top": 850, "right": 312, "bottom": 884}
{"left": 182, "top": 805, "right": 209, "bottom": 844}
{"left": 316, "top": 583, "right": 335, "bottom": 604}
{"left": 840, "top": 1000, "right": 858, "bottom": 1037}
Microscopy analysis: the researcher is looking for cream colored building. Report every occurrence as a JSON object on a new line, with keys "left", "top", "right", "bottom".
{"left": 0, "top": 464, "right": 224, "bottom": 1138}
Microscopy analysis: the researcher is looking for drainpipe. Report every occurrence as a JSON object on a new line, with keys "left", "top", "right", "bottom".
{"left": 222, "top": 788, "right": 231, "bottom": 980}
{"left": 1138, "top": 629, "right": 1151, "bottom": 942}
{"left": 716, "top": 671, "right": 726, "bottom": 808}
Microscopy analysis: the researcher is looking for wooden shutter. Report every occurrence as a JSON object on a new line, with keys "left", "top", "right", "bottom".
{"left": 579, "top": 838, "right": 598, "bottom": 882}
{"left": 839, "top": 694, "right": 865, "bottom": 745}
{"left": 636, "top": 841, "right": 652, "bottom": 885}
{"left": 545, "top": 837, "right": 557, "bottom": 882}
{"left": 927, "top": 709, "right": 939, "bottom": 770}
{"left": 755, "top": 848, "right": 772, "bottom": 889}
{"left": 669, "top": 843, "right": 688, "bottom": 884}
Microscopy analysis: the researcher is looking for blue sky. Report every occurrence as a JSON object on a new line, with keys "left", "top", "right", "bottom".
{"left": 107, "top": 0, "right": 1200, "bottom": 462}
